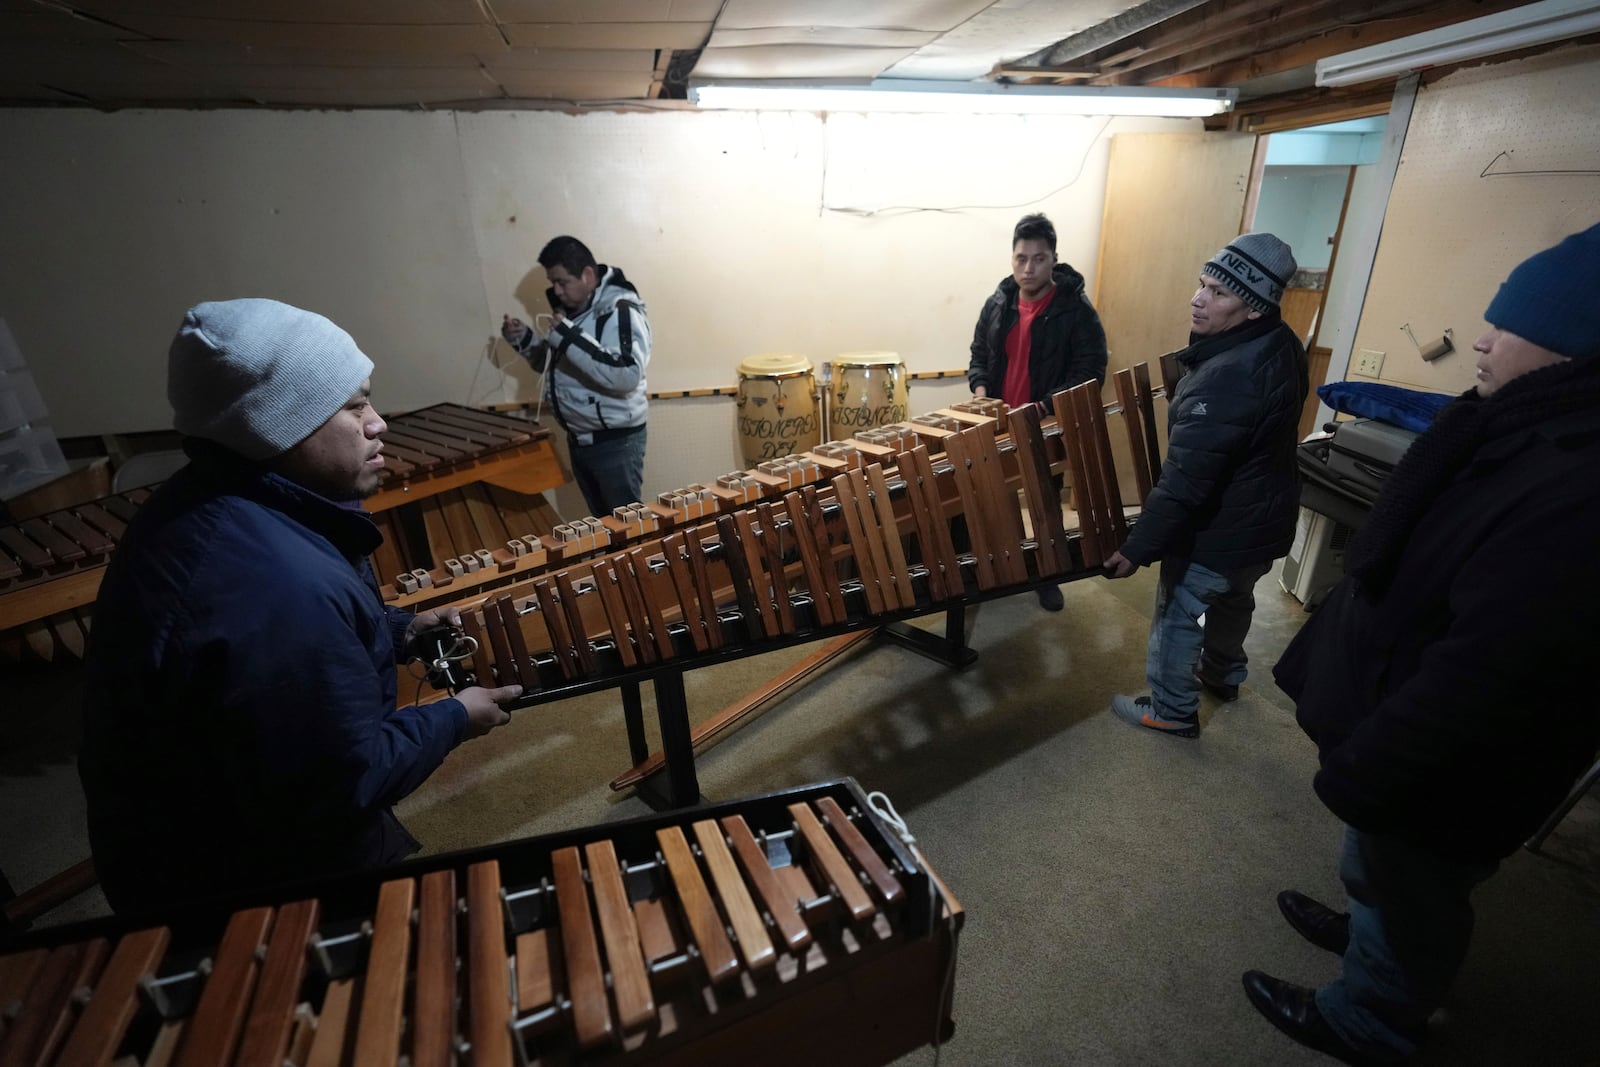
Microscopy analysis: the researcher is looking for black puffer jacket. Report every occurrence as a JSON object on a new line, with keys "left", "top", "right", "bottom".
{"left": 967, "top": 263, "right": 1108, "bottom": 403}
{"left": 1119, "top": 316, "right": 1307, "bottom": 570}
{"left": 1275, "top": 392, "right": 1600, "bottom": 864}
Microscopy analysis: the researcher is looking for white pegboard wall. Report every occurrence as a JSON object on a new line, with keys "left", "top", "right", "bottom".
{"left": 1350, "top": 44, "right": 1600, "bottom": 395}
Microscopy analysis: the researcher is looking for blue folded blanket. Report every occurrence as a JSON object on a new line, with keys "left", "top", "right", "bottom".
{"left": 1316, "top": 380, "right": 1454, "bottom": 433}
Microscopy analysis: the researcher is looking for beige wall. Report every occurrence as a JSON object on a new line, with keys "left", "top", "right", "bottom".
{"left": 1348, "top": 44, "right": 1600, "bottom": 396}
{"left": 0, "top": 106, "right": 1191, "bottom": 506}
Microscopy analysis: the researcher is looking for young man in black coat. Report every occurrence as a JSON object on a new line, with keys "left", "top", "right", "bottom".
{"left": 967, "top": 212, "right": 1108, "bottom": 610}
{"left": 1104, "top": 232, "right": 1308, "bottom": 737}
{"left": 1245, "top": 222, "right": 1600, "bottom": 1064}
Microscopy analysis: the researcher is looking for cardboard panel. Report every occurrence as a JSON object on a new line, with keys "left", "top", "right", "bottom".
{"left": 67, "top": 0, "right": 489, "bottom": 23}
{"left": 715, "top": 0, "right": 994, "bottom": 31}
{"left": 501, "top": 22, "right": 710, "bottom": 49}
{"left": 88, "top": 16, "right": 508, "bottom": 52}
{"left": 493, "top": 69, "right": 652, "bottom": 99}
{"left": 488, "top": 0, "right": 722, "bottom": 22}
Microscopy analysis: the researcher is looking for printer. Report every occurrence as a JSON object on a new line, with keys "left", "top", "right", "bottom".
{"left": 1285, "top": 417, "right": 1420, "bottom": 607}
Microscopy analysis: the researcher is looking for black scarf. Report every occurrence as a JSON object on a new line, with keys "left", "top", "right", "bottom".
{"left": 1345, "top": 357, "right": 1600, "bottom": 596}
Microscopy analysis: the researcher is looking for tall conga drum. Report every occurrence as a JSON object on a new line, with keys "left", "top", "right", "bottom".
{"left": 829, "top": 351, "right": 908, "bottom": 441}
{"left": 736, "top": 353, "right": 821, "bottom": 466}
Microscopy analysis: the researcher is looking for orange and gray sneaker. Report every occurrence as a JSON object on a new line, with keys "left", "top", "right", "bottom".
{"left": 1111, "top": 694, "right": 1199, "bottom": 738}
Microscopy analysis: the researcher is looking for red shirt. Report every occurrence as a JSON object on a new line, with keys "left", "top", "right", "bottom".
{"left": 1001, "top": 288, "right": 1052, "bottom": 407}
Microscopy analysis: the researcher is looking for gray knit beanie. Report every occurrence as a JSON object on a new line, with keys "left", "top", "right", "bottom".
{"left": 168, "top": 299, "right": 375, "bottom": 461}
{"left": 1202, "top": 233, "right": 1297, "bottom": 314}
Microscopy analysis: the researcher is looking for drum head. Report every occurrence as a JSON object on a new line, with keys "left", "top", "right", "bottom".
{"left": 738, "top": 352, "right": 813, "bottom": 378}
{"left": 831, "top": 351, "right": 901, "bottom": 370}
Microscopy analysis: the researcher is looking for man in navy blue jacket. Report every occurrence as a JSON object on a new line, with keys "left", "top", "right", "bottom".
{"left": 80, "top": 299, "right": 523, "bottom": 916}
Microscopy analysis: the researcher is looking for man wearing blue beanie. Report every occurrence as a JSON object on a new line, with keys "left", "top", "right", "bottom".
{"left": 80, "top": 299, "right": 524, "bottom": 916}
{"left": 1245, "top": 222, "right": 1600, "bottom": 1064}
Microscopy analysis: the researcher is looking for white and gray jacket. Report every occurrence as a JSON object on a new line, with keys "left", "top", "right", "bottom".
{"left": 514, "top": 265, "right": 651, "bottom": 443}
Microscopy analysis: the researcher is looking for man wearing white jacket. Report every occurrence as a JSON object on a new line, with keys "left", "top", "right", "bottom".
{"left": 502, "top": 235, "right": 651, "bottom": 516}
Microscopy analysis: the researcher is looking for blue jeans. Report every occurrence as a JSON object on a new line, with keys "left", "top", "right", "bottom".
{"left": 570, "top": 427, "right": 647, "bottom": 517}
{"left": 1145, "top": 558, "right": 1272, "bottom": 720}
{"left": 1317, "top": 827, "right": 1498, "bottom": 1058}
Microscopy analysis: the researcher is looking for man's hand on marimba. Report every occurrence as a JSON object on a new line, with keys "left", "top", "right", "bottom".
{"left": 1103, "top": 550, "right": 1137, "bottom": 579}
{"left": 457, "top": 683, "right": 521, "bottom": 738}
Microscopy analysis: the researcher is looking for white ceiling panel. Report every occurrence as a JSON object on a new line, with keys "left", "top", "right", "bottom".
{"left": 694, "top": 45, "right": 920, "bottom": 80}
{"left": 884, "top": 0, "right": 1132, "bottom": 79}
{"left": 64, "top": 0, "right": 491, "bottom": 24}
{"left": 487, "top": 0, "right": 722, "bottom": 22}
{"left": 705, "top": 27, "right": 937, "bottom": 48}
{"left": 493, "top": 69, "right": 654, "bottom": 99}
{"left": 84, "top": 16, "right": 511, "bottom": 52}
{"left": 483, "top": 49, "right": 657, "bottom": 72}
{"left": 714, "top": 0, "right": 996, "bottom": 32}
{"left": 125, "top": 41, "right": 486, "bottom": 67}
{"left": 501, "top": 22, "right": 710, "bottom": 49}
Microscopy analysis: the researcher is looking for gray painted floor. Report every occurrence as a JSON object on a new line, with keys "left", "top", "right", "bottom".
{"left": 2, "top": 561, "right": 1596, "bottom": 1065}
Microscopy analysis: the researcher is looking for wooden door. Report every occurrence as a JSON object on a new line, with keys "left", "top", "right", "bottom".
{"left": 1093, "top": 131, "right": 1258, "bottom": 502}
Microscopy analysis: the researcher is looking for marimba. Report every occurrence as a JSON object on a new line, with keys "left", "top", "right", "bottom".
{"left": 0, "top": 404, "right": 563, "bottom": 660}
{"left": 0, "top": 779, "right": 961, "bottom": 1067}
{"left": 413, "top": 367, "right": 1165, "bottom": 695}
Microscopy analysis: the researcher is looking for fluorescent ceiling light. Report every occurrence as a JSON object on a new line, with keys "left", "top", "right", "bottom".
{"left": 1316, "top": 0, "right": 1600, "bottom": 86}
{"left": 689, "top": 79, "right": 1236, "bottom": 117}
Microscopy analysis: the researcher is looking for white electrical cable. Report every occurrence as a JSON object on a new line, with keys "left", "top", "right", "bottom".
{"left": 868, "top": 789, "right": 961, "bottom": 1065}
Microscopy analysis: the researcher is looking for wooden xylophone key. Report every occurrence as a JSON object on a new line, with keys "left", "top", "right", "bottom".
{"left": 981, "top": 426, "right": 1035, "bottom": 585}
{"left": 713, "top": 515, "right": 764, "bottom": 640}
{"left": 864, "top": 464, "right": 916, "bottom": 609}
{"left": 302, "top": 975, "right": 357, "bottom": 1067}
{"left": 626, "top": 548, "right": 678, "bottom": 660}
{"left": 582, "top": 840, "right": 656, "bottom": 1034}
{"left": 755, "top": 502, "right": 797, "bottom": 633}
{"left": 172, "top": 906, "right": 273, "bottom": 1067}
{"left": 830, "top": 471, "right": 887, "bottom": 615}
{"left": 654, "top": 827, "right": 740, "bottom": 987}
{"left": 461, "top": 606, "right": 497, "bottom": 687}
{"left": 467, "top": 860, "right": 514, "bottom": 1067}
{"left": 590, "top": 557, "right": 639, "bottom": 667}
{"left": 682, "top": 525, "right": 725, "bottom": 648}
{"left": 411, "top": 869, "right": 458, "bottom": 1067}
{"left": 0, "top": 938, "right": 108, "bottom": 1067}
{"left": 1007, "top": 404, "right": 1070, "bottom": 578}
{"left": 351, "top": 882, "right": 412, "bottom": 1066}
{"left": 532, "top": 580, "right": 575, "bottom": 681}
{"left": 659, "top": 533, "right": 709, "bottom": 653}
{"left": 691, "top": 820, "right": 777, "bottom": 975}
{"left": 800, "top": 486, "right": 846, "bottom": 622}
{"left": 787, "top": 803, "right": 875, "bottom": 924}
{"left": 907, "top": 446, "right": 964, "bottom": 600}
{"left": 847, "top": 467, "right": 905, "bottom": 611}
{"left": 815, "top": 797, "right": 904, "bottom": 907}
{"left": 1132, "top": 361, "right": 1165, "bottom": 489}
{"left": 1114, "top": 368, "right": 1154, "bottom": 503}
{"left": 551, "top": 847, "right": 614, "bottom": 1050}
{"left": 232, "top": 899, "right": 319, "bottom": 1067}
{"left": 552, "top": 575, "right": 597, "bottom": 676}
{"left": 731, "top": 511, "right": 780, "bottom": 638}
{"left": 783, "top": 492, "right": 836, "bottom": 626}
{"left": 1054, "top": 385, "right": 1103, "bottom": 566}
{"left": 1070, "top": 382, "right": 1129, "bottom": 552}
{"left": 51, "top": 926, "right": 168, "bottom": 1067}
{"left": 482, "top": 591, "right": 526, "bottom": 684}
{"left": 500, "top": 592, "right": 543, "bottom": 681}
{"left": 514, "top": 921, "right": 560, "bottom": 1019}
{"left": 939, "top": 432, "right": 999, "bottom": 591}
{"left": 720, "top": 815, "right": 812, "bottom": 955}
{"left": 894, "top": 451, "right": 946, "bottom": 602}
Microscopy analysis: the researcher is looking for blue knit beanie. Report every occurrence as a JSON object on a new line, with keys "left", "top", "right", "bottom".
{"left": 1484, "top": 222, "right": 1600, "bottom": 360}
{"left": 168, "top": 299, "right": 374, "bottom": 461}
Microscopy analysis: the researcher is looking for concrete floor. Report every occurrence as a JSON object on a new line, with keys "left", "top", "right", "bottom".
{"left": 2, "top": 559, "right": 1596, "bottom": 1065}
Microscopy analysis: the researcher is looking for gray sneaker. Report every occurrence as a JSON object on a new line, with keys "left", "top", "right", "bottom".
{"left": 1111, "top": 694, "right": 1199, "bottom": 738}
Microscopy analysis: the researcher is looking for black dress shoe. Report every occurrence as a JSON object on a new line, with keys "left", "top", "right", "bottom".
{"left": 1036, "top": 584, "right": 1064, "bottom": 612}
{"left": 1241, "top": 971, "right": 1403, "bottom": 1066}
{"left": 1278, "top": 889, "right": 1351, "bottom": 955}
{"left": 1193, "top": 666, "right": 1239, "bottom": 701}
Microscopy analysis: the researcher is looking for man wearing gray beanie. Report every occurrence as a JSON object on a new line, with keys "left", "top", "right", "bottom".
{"left": 1245, "top": 223, "right": 1600, "bottom": 1064}
{"left": 1103, "top": 231, "right": 1308, "bottom": 737}
{"left": 79, "top": 298, "right": 522, "bottom": 916}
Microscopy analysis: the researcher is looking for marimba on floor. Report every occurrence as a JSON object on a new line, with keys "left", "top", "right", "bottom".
{"left": 0, "top": 780, "right": 960, "bottom": 1067}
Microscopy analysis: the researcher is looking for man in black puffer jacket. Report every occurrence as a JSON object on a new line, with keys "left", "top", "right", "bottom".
{"left": 967, "top": 212, "right": 1107, "bottom": 611}
{"left": 1105, "top": 232, "right": 1308, "bottom": 737}
{"left": 1243, "top": 224, "right": 1600, "bottom": 1065}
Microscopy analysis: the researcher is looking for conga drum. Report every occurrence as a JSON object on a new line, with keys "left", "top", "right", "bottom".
{"left": 829, "top": 351, "right": 908, "bottom": 441}
{"left": 735, "top": 353, "right": 821, "bottom": 466}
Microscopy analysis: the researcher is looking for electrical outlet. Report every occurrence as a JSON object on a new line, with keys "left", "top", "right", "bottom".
{"left": 1355, "top": 349, "right": 1385, "bottom": 377}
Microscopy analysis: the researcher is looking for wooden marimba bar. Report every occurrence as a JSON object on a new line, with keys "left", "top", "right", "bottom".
{"left": 426, "top": 366, "right": 1163, "bottom": 698}
{"left": 0, "top": 779, "right": 961, "bottom": 1067}
{"left": 0, "top": 404, "right": 563, "bottom": 660}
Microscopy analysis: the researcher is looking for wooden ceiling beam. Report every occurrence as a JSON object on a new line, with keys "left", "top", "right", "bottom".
{"left": 1147, "top": 0, "right": 1531, "bottom": 88}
